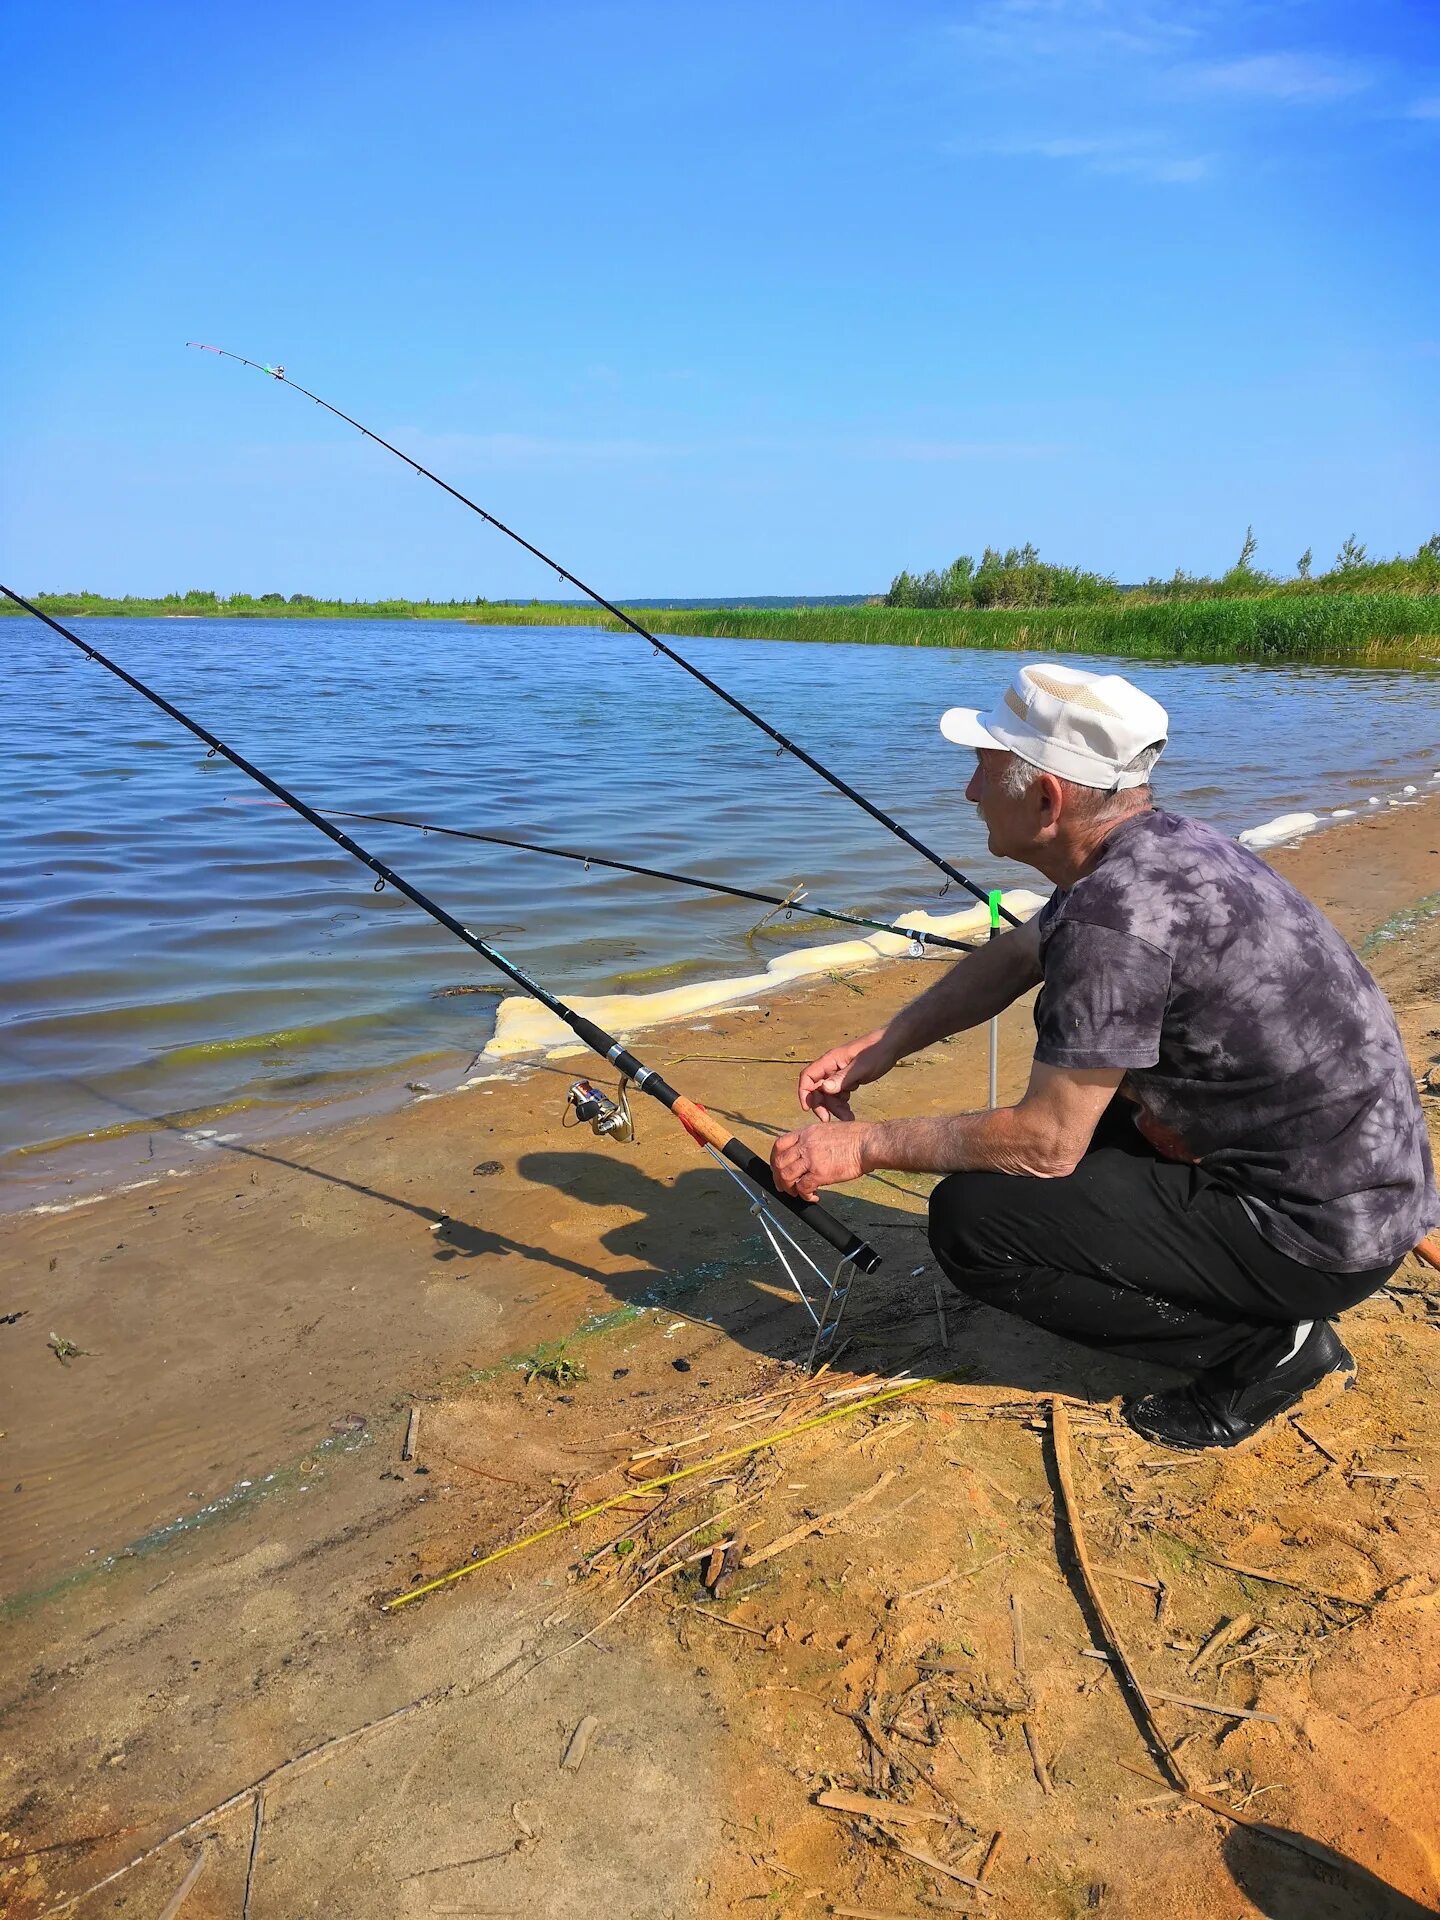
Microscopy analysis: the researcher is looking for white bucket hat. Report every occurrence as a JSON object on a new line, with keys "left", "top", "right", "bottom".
{"left": 940, "top": 662, "right": 1169, "bottom": 791}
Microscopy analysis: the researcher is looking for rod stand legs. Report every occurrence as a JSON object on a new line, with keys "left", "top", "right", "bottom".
{"left": 700, "top": 1145, "right": 860, "bottom": 1369}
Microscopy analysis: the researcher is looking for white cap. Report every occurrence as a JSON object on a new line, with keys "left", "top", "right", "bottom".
{"left": 939, "top": 662, "right": 1168, "bottom": 791}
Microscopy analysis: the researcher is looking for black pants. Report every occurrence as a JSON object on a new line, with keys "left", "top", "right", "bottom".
{"left": 927, "top": 1100, "right": 1397, "bottom": 1381}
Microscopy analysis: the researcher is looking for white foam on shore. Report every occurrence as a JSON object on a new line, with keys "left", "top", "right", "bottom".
{"left": 1238, "top": 764, "right": 1440, "bottom": 852}
{"left": 1237, "top": 811, "right": 1323, "bottom": 851}
{"left": 28, "top": 1176, "right": 159, "bottom": 1217}
{"left": 485, "top": 889, "right": 1049, "bottom": 1061}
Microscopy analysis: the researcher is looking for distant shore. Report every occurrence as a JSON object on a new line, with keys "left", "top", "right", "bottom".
{"left": 5, "top": 590, "right": 1440, "bottom": 668}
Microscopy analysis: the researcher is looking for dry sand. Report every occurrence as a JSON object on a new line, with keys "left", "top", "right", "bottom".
{"left": 2, "top": 799, "right": 1437, "bottom": 1919}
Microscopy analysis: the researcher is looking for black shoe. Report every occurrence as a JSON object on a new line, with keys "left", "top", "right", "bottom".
{"left": 1123, "top": 1322, "right": 1355, "bottom": 1451}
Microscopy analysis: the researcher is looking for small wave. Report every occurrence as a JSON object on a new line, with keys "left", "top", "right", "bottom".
{"left": 9, "top": 1097, "right": 266, "bottom": 1158}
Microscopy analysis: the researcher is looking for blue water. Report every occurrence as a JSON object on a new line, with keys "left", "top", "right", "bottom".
{"left": 2, "top": 616, "right": 1437, "bottom": 1169}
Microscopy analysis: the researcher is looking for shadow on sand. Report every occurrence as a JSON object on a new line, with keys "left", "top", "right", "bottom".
{"left": 511, "top": 1145, "right": 1189, "bottom": 1401}
{"left": 1222, "top": 1823, "right": 1438, "bottom": 1919}
{"left": 14, "top": 1049, "right": 1185, "bottom": 1399}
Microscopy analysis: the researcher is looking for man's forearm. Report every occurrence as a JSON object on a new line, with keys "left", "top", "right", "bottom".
{"left": 861, "top": 1106, "right": 1075, "bottom": 1180}
{"left": 883, "top": 921, "right": 1042, "bottom": 1061}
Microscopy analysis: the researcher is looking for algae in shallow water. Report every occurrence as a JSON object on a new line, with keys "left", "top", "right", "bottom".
{"left": 12, "top": 1096, "right": 267, "bottom": 1157}
{"left": 160, "top": 1019, "right": 377, "bottom": 1064}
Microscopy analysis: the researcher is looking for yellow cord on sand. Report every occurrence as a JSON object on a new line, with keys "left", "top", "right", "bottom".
{"left": 384, "top": 1369, "right": 959, "bottom": 1610}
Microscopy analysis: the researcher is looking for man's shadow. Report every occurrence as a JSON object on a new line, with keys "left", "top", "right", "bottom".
{"left": 1223, "top": 1824, "right": 1438, "bottom": 1919}
{"left": 513, "top": 1144, "right": 1183, "bottom": 1397}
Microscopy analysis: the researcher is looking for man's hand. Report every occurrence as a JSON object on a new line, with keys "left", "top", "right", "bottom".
{"left": 797, "top": 1028, "right": 898, "bottom": 1122}
{"left": 771, "top": 1121, "right": 869, "bottom": 1202}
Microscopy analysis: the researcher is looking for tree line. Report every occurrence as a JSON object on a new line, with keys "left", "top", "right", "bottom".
{"left": 886, "top": 531, "right": 1440, "bottom": 610}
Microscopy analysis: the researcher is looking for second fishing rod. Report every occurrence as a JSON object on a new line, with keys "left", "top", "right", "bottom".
{"left": 189, "top": 342, "right": 1018, "bottom": 928}
{"left": 230, "top": 798, "right": 983, "bottom": 956}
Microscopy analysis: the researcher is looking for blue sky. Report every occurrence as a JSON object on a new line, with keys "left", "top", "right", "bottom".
{"left": 2, "top": 0, "right": 1436, "bottom": 597}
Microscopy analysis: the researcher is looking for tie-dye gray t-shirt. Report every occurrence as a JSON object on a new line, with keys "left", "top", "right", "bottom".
{"left": 1034, "top": 809, "right": 1438, "bottom": 1273}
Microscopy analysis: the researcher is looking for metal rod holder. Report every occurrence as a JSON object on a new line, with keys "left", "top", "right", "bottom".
{"left": 700, "top": 1144, "right": 858, "bottom": 1368}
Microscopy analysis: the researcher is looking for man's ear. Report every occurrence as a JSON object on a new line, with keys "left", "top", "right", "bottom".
{"left": 1036, "top": 771, "right": 1067, "bottom": 824}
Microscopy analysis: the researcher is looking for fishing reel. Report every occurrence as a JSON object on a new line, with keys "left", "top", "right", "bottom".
{"left": 563, "top": 1076, "right": 635, "bottom": 1143}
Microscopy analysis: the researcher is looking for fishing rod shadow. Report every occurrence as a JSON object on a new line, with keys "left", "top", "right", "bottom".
{"left": 3, "top": 1051, "right": 595, "bottom": 1284}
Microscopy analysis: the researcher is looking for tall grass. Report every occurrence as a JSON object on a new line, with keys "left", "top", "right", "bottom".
{"left": 460, "top": 593, "right": 1440, "bottom": 668}
{"left": 7, "top": 588, "right": 1437, "bottom": 668}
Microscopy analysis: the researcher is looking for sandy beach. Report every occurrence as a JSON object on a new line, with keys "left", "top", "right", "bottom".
{"left": 3, "top": 797, "right": 1438, "bottom": 1919}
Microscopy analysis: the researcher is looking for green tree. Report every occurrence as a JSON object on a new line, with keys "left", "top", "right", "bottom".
{"left": 939, "top": 554, "right": 975, "bottom": 604}
{"left": 1335, "top": 534, "right": 1368, "bottom": 571}
{"left": 1296, "top": 547, "right": 1312, "bottom": 579}
{"left": 1235, "top": 526, "right": 1258, "bottom": 572}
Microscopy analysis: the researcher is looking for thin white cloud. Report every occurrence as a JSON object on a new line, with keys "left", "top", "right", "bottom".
{"left": 960, "top": 131, "right": 1212, "bottom": 183}
{"left": 1096, "top": 152, "right": 1211, "bottom": 181}
{"left": 1185, "top": 52, "right": 1371, "bottom": 102}
{"left": 861, "top": 438, "right": 1068, "bottom": 461}
{"left": 948, "top": 0, "right": 1206, "bottom": 64}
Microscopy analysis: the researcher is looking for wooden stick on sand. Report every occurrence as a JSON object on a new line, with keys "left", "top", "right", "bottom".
{"left": 155, "top": 1843, "right": 211, "bottom": 1920}
{"left": 1050, "top": 1398, "right": 1190, "bottom": 1790}
{"left": 33, "top": 1687, "right": 452, "bottom": 1919}
{"left": 744, "top": 1470, "right": 897, "bottom": 1567}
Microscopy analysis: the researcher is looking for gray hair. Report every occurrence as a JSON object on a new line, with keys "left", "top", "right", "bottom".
{"left": 997, "top": 742, "right": 1163, "bottom": 811}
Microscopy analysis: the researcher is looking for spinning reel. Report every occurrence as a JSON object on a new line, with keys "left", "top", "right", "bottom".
{"left": 563, "top": 1076, "right": 635, "bottom": 1142}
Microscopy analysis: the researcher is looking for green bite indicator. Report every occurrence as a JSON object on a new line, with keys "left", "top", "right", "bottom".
{"left": 987, "top": 891, "right": 1002, "bottom": 1107}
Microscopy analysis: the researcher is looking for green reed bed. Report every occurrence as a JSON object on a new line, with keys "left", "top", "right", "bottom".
{"left": 9, "top": 589, "right": 1437, "bottom": 668}
{"left": 461, "top": 593, "right": 1440, "bottom": 668}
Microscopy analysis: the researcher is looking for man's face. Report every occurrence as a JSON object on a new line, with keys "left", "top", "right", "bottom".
{"left": 965, "top": 748, "right": 1037, "bottom": 861}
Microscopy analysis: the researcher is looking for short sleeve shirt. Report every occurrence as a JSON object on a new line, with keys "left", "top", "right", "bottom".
{"left": 1034, "top": 809, "right": 1438, "bottom": 1273}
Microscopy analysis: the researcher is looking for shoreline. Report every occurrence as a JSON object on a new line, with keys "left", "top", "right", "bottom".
{"left": 6, "top": 773, "right": 1436, "bottom": 1218}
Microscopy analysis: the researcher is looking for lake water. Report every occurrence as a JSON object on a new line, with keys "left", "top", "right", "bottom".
{"left": 3, "top": 616, "right": 1437, "bottom": 1186}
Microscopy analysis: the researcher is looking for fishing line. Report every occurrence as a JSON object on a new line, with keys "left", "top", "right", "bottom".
{"left": 187, "top": 342, "right": 1018, "bottom": 926}
{"left": 2, "top": 583, "right": 879, "bottom": 1275}
{"left": 228, "top": 797, "right": 983, "bottom": 955}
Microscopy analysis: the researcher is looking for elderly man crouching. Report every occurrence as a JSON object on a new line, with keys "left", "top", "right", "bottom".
{"left": 770, "top": 663, "right": 1439, "bottom": 1449}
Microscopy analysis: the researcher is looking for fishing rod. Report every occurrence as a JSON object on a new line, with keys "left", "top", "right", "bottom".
{"left": 231, "top": 798, "right": 982, "bottom": 955}
{"left": 187, "top": 341, "right": 1019, "bottom": 928}
{"left": 1, "top": 584, "right": 880, "bottom": 1278}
